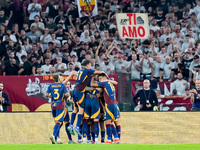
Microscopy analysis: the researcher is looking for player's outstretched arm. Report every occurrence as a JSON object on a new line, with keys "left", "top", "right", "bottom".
{"left": 85, "top": 86, "right": 96, "bottom": 91}
{"left": 108, "top": 80, "right": 118, "bottom": 85}
{"left": 63, "top": 71, "right": 76, "bottom": 84}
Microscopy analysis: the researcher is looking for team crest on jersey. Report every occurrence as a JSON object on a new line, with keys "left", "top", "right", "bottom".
{"left": 25, "top": 78, "right": 51, "bottom": 103}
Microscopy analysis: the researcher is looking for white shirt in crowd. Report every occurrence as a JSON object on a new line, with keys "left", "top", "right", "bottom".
{"left": 54, "top": 63, "right": 67, "bottom": 74}
{"left": 140, "top": 57, "right": 153, "bottom": 74}
{"left": 171, "top": 79, "right": 189, "bottom": 96}
{"left": 27, "top": 3, "right": 41, "bottom": 20}
{"left": 16, "top": 50, "right": 27, "bottom": 65}
{"left": 153, "top": 61, "right": 162, "bottom": 78}
{"left": 128, "top": 60, "right": 141, "bottom": 80}
{"left": 115, "top": 60, "right": 128, "bottom": 73}
{"left": 100, "top": 62, "right": 115, "bottom": 75}
{"left": 160, "top": 62, "right": 175, "bottom": 79}
{"left": 41, "top": 64, "right": 52, "bottom": 74}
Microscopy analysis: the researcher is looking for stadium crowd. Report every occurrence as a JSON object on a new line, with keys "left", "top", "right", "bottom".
{"left": 0, "top": 0, "right": 200, "bottom": 96}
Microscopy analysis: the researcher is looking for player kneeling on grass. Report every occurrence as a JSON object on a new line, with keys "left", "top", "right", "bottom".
{"left": 91, "top": 73, "right": 121, "bottom": 144}
{"left": 45, "top": 74, "right": 70, "bottom": 144}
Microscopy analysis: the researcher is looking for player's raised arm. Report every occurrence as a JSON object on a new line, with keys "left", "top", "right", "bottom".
{"left": 62, "top": 70, "right": 76, "bottom": 85}
{"left": 107, "top": 79, "right": 118, "bottom": 85}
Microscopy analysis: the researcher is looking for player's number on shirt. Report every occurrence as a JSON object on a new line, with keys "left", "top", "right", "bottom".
{"left": 54, "top": 89, "right": 60, "bottom": 100}
{"left": 108, "top": 82, "right": 115, "bottom": 91}
{"left": 76, "top": 71, "right": 83, "bottom": 80}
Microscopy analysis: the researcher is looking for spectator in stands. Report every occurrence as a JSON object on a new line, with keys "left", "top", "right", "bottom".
{"left": 27, "top": 0, "right": 41, "bottom": 24}
{"left": 160, "top": 56, "right": 174, "bottom": 82}
{"left": 49, "top": 66, "right": 56, "bottom": 75}
{"left": 171, "top": 72, "right": 189, "bottom": 96}
{"left": 115, "top": 54, "right": 128, "bottom": 74}
{"left": 64, "top": 62, "right": 75, "bottom": 75}
{"left": 3, "top": 58, "right": 19, "bottom": 75}
{"left": 41, "top": 58, "right": 52, "bottom": 75}
{"left": 40, "top": 28, "right": 52, "bottom": 50}
{"left": 0, "top": 10, "right": 9, "bottom": 27}
{"left": 152, "top": 55, "right": 162, "bottom": 80}
{"left": 191, "top": 79, "right": 200, "bottom": 111}
{"left": 18, "top": 55, "right": 32, "bottom": 75}
{"left": 54, "top": 57, "right": 67, "bottom": 74}
{"left": 30, "top": 15, "right": 45, "bottom": 37}
{"left": 26, "top": 25, "right": 38, "bottom": 44}
{"left": 0, "top": 82, "right": 10, "bottom": 112}
{"left": 100, "top": 56, "right": 115, "bottom": 75}
{"left": 140, "top": 50, "right": 153, "bottom": 80}
{"left": 32, "top": 55, "right": 42, "bottom": 75}
{"left": 35, "top": 67, "right": 43, "bottom": 76}
{"left": 189, "top": 55, "right": 200, "bottom": 81}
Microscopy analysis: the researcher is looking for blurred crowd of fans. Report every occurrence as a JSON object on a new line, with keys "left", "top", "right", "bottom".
{"left": 0, "top": 0, "right": 200, "bottom": 96}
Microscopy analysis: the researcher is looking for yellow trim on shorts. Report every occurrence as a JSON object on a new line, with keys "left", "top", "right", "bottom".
{"left": 105, "top": 104, "right": 114, "bottom": 121}
{"left": 55, "top": 110, "right": 65, "bottom": 121}
{"left": 77, "top": 93, "right": 85, "bottom": 105}
{"left": 91, "top": 108, "right": 100, "bottom": 119}
{"left": 84, "top": 112, "right": 90, "bottom": 118}
{"left": 100, "top": 100, "right": 105, "bottom": 112}
{"left": 64, "top": 107, "right": 67, "bottom": 118}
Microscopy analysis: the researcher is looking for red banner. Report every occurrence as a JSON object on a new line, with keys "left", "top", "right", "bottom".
{"left": 0, "top": 75, "right": 118, "bottom": 112}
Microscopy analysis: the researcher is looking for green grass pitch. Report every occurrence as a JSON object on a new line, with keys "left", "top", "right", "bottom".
{"left": 1, "top": 144, "right": 200, "bottom": 150}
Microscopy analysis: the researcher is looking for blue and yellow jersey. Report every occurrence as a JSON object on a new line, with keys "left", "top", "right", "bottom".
{"left": 74, "top": 68, "right": 95, "bottom": 92}
{"left": 46, "top": 83, "right": 68, "bottom": 109}
{"left": 97, "top": 81, "right": 117, "bottom": 105}
{"left": 85, "top": 89, "right": 100, "bottom": 101}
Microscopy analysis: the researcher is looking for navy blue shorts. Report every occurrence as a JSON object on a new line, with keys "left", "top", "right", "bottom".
{"left": 72, "top": 89, "right": 85, "bottom": 108}
{"left": 105, "top": 104, "right": 120, "bottom": 121}
{"left": 52, "top": 109, "right": 65, "bottom": 122}
{"left": 84, "top": 98, "right": 100, "bottom": 119}
{"left": 64, "top": 107, "right": 70, "bottom": 122}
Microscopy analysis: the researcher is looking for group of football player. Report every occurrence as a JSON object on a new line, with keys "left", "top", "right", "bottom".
{"left": 46, "top": 60, "right": 121, "bottom": 144}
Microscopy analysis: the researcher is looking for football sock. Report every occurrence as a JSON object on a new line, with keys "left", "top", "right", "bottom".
{"left": 91, "top": 132, "right": 95, "bottom": 141}
{"left": 70, "top": 113, "right": 76, "bottom": 126}
{"left": 82, "top": 119, "right": 89, "bottom": 142}
{"left": 106, "top": 124, "right": 112, "bottom": 141}
{"left": 55, "top": 123, "right": 63, "bottom": 140}
{"left": 94, "top": 121, "right": 99, "bottom": 142}
{"left": 111, "top": 124, "right": 118, "bottom": 139}
{"left": 53, "top": 122, "right": 60, "bottom": 138}
{"left": 87, "top": 124, "right": 91, "bottom": 141}
{"left": 65, "top": 123, "right": 72, "bottom": 140}
{"left": 76, "top": 114, "right": 83, "bottom": 128}
{"left": 101, "top": 131, "right": 105, "bottom": 142}
{"left": 78, "top": 124, "right": 83, "bottom": 140}
{"left": 116, "top": 125, "right": 121, "bottom": 139}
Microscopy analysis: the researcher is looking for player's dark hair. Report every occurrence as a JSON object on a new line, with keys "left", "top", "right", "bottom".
{"left": 99, "top": 73, "right": 107, "bottom": 77}
{"left": 81, "top": 60, "right": 91, "bottom": 66}
{"left": 53, "top": 74, "right": 59, "bottom": 82}
{"left": 0, "top": 82, "right": 3, "bottom": 85}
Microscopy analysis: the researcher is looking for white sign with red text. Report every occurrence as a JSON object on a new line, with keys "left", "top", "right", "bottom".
{"left": 116, "top": 13, "right": 149, "bottom": 39}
